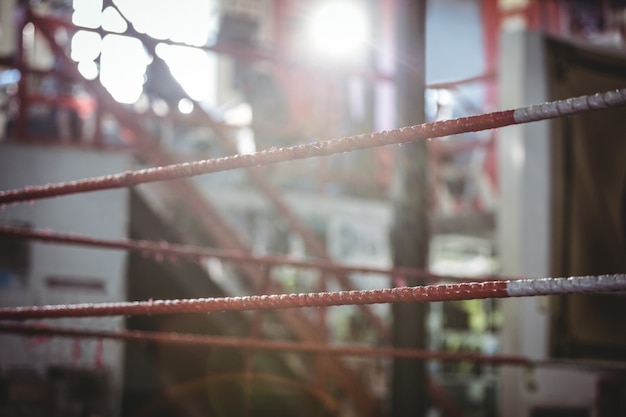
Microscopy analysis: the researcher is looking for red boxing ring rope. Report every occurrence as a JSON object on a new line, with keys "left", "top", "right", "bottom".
{"left": 0, "top": 226, "right": 497, "bottom": 283}
{"left": 3, "top": 322, "right": 624, "bottom": 372}
{"left": 0, "top": 89, "right": 624, "bottom": 205}
{"left": 0, "top": 275, "right": 623, "bottom": 320}
{"left": 0, "top": 321, "right": 530, "bottom": 366}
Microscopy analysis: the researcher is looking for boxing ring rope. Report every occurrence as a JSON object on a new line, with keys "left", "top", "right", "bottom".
{"left": 0, "top": 89, "right": 622, "bottom": 417}
{"left": 0, "top": 321, "right": 626, "bottom": 371}
{"left": 3, "top": 322, "right": 624, "bottom": 372}
{"left": 0, "top": 91, "right": 624, "bottom": 378}
{"left": 0, "top": 321, "right": 532, "bottom": 366}
{"left": 4, "top": 6, "right": 624, "bottom": 415}
{"left": 0, "top": 89, "right": 624, "bottom": 205}
{"left": 0, "top": 275, "right": 624, "bottom": 320}
{"left": 0, "top": 226, "right": 500, "bottom": 283}
{"left": 0, "top": 90, "right": 624, "bottom": 319}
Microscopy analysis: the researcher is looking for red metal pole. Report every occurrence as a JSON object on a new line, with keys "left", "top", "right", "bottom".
{"left": 14, "top": 6, "right": 28, "bottom": 140}
{"left": 481, "top": 0, "right": 500, "bottom": 112}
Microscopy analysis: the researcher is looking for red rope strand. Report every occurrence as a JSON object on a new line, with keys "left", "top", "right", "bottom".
{"left": 0, "top": 89, "right": 623, "bottom": 205}
{"left": 0, "top": 321, "right": 530, "bottom": 366}
{"left": 0, "top": 226, "right": 497, "bottom": 283}
{"left": 0, "top": 275, "right": 623, "bottom": 320}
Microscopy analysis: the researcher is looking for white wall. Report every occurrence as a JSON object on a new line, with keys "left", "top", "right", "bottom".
{"left": 0, "top": 142, "right": 129, "bottom": 416}
{"left": 497, "top": 31, "right": 599, "bottom": 417}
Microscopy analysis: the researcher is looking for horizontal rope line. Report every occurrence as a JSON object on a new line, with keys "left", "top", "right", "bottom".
{"left": 1, "top": 89, "right": 624, "bottom": 204}
{"left": 3, "top": 322, "right": 624, "bottom": 371}
{"left": 0, "top": 321, "right": 530, "bottom": 366}
{"left": 0, "top": 275, "right": 623, "bottom": 320}
{"left": 0, "top": 226, "right": 498, "bottom": 283}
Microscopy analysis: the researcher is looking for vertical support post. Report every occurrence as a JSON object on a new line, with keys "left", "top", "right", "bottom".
{"left": 272, "top": 0, "right": 291, "bottom": 55}
{"left": 94, "top": 99, "right": 103, "bottom": 147}
{"left": 481, "top": 0, "right": 500, "bottom": 111}
{"left": 314, "top": 272, "right": 328, "bottom": 387}
{"left": 15, "top": 6, "right": 28, "bottom": 140}
{"left": 497, "top": 31, "right": 551, "bottom": 417}
{"left": 391, "top": 1, "right": 428, "bottom": 417}
{"left": 481, "top": 0, "right": 501, "bottom": 199}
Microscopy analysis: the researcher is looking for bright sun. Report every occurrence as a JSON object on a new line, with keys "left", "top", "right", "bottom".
{"left": 306, "top": 1, "right": 369, "bottom": 62}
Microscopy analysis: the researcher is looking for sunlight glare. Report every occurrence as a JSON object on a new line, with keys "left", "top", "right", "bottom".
{"left": 77, "top": 60, "right": 99, "bottom": 80}
{"left": 71, "top": 30, "right": 101, "bottom": 61}
{"left": 178, "top": 98, "right": 194, "bottom": 114}
{"left": 100, "top": 35, "right": 151, "bottom": 104}
{"left": 101, "top": 7, "right": 128, "bottom": 33}
{"left": 156, "top": 43, "right": 217, "bottom": 103}
{"left": 114, "top": 0, "right": 216, "bottom": 46}
{"left": 72, "top": 0, "right": 102, "bottom": 28}
{"left": 306, "top": 1, "right": 369, "bottom": 61}
{"left": 71, "top": 0, "right": 218, "bottom": 106}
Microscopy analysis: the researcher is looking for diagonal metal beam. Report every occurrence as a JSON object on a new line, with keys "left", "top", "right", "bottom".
{"left": 106, "top": 4, "right": 392, "bottom": 342}
{"left": 32, "top": 12, "right": 380, "bottom": 416}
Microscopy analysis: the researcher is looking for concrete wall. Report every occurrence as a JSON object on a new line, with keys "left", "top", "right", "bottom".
{"left": 0, "top": 0, "right": 16, "bottom": 57}
{"left": 0, "top": 143, "right": 130, "bottom": 416}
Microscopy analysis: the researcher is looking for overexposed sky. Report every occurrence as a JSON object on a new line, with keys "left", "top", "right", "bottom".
{"left": 71, "top": 0, "right": 218, "bottom": 105}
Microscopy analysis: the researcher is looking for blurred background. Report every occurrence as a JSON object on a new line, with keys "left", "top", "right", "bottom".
{"left": 0, "top": 1, "right": 625, "bottom": 416}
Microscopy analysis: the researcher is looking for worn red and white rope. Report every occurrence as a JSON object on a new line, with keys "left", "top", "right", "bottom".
{"left": 0, "top": 89, "right": 624, "bottom": 205}
{"left": 0, "top": 275, "right": 623, "bottom": 320}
